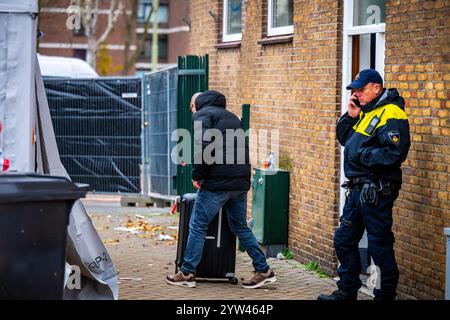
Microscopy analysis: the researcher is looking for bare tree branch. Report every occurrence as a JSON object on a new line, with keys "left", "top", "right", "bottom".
{"left": 77, "top": 0, "right": 124, "bottom": 68}
{"left": 96, "top": 0, "right": 124, "bottom": 48}
{"left": 78, "top": 0, "right": 91, "bottom": 41}
{"left": 123, "top": 0, "right": 138, "bottom": 75}
{"left": 92, "top": 0, "right": 99, "bottom": 34}
{"left": 124, "top": 3, "right": 155, "bottom": 73}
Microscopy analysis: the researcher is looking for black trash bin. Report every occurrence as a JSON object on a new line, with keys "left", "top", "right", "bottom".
{"left": 0, "top": 173, "right": 88, "bottom": 300}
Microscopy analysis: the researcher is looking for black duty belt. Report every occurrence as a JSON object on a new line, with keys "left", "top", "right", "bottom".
{"left": 343, "top": 176, "right": 401, "bottom": 195}
{"left": 341, "top": 177, "right": 373, "bottom": 190}
{"left": 350, "top": 177, "right": 374, "bottom": 185}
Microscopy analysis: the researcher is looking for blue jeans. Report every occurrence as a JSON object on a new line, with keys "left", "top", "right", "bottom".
{"left": 181, "top": 189, "right": 269, "bottom": 274}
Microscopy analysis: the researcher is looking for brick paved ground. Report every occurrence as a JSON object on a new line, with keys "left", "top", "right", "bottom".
{"left": 82, "top": 196, "right": 371, "bottom": 300}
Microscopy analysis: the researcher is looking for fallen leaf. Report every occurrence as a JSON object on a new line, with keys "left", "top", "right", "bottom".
{"left": 103, "top": 239, "right": 120, "bottom": 244}
{"left": 126, "top": 218, "right": 135, "bottom": 228}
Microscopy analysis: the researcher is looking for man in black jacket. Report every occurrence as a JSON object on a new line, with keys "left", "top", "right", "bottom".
{"left": 166, "top": 90, "right": 276, "bottom": 289}
{"left": 318, "top": 69, "right": 411, "bottom": 300}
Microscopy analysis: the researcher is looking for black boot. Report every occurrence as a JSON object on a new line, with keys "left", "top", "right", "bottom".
{"left": 317, "top": 289, "right": 357, "bottom": 301}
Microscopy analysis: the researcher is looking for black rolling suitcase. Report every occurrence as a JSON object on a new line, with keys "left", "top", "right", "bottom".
{"left": 175, "top": 193, "right": 238, "bottom": 284}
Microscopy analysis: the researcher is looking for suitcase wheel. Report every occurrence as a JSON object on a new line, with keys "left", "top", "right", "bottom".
{"left": 228, "top": 277, "right": 239, "bottom": 285}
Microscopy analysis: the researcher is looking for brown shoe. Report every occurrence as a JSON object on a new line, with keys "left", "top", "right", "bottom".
{"left": 166, "top": 271, "right": 196, "bottom": 288}
{"left": 242, "top": 269, "right": 277, "bottom": 289}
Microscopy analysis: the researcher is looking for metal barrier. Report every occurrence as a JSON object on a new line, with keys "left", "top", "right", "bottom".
{"left": 44, "top": 77, "right": 142, "bottom": 193}
{"left": 45, "top": 55, "right": 209, "bottom": 197}
{"left": 142, "top": 67, "right": 177, "bottom": 196}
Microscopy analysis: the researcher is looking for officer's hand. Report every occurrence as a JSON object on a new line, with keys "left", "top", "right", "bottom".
{"left": 192, "top": 179, "right": 202, "bottom": 190}
{"left": 348, "top": 93, "right": 361, "bottom": 118}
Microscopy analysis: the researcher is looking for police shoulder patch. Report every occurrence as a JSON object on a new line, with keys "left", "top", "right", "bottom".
{"left": 388, "top": 131, "right": 400, "bottom": 144}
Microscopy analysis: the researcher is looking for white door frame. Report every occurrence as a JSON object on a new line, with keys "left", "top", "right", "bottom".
{"left": 339, "top": 0, "right": 387, "bottom": 276}
{"left": 339, "top": 0, "right": 386, "bottom": 217}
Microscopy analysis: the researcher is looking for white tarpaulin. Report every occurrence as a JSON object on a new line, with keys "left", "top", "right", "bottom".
{"left": 0, "top": 0, "right": 37, "bottom": 172}
{"left": 35, "top": 64, "right": 119, "bottom": 300}
{"left": 0, "top": 0, "right": 119, "bottom": 299}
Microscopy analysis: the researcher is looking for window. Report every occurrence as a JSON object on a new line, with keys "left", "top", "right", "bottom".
{"left": 73, "top": 49, "right": 86, "bottom": 61}
{"left": 222, "top": 0, "right": 242, "bottom": 42}
{"left": 268, "top": 0, "right": 293, "bottom": 36}
{"left": 140, "top": 35, "right": 168, "bottom": 62}
{"left": 73, "top": 24, "right": 85, "bottom": 36}
{"left": 137, "top": 0, "right": 169, "bottom": 23}
{"left": 353, "top": 0, "right": 385, "bottom": 26}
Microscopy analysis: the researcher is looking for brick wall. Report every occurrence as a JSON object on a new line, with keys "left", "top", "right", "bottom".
{"left": 384, "top": 0, "right": 450, "bottom": 300}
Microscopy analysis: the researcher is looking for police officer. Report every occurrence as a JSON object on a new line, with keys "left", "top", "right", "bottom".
{"left": 318, "top": 69, "right": 411, "bottom": 300}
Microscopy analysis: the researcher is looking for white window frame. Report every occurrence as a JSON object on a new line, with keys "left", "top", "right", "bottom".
{"left": 222, "top": 0, "right": 242, "bottom": 42}
{"left": 137, "top": 1, "right": 169, "bottom": 23}
{"left": 267, "top": 0, "right": 293, "bottom": 36}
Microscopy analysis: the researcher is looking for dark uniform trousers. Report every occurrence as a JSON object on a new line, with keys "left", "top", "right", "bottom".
{"left": 334, "top": 182, "right": 400, "bottom": 300}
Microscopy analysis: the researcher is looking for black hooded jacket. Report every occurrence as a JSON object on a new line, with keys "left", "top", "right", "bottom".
{"left": 191, "top": 90, "right": 250, "bottom": 191}
{"left": 337, "top": 88, "right": 411, "bottom": 183}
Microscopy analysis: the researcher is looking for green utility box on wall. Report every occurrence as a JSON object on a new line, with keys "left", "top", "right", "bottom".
{"left": 251, "top": 168, "right": 289, "bottom": 246}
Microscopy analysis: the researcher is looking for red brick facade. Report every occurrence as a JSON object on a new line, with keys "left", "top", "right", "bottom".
{"left": 38, "top": 0, "right": 136, "bottom": 75}
{"left": 167, "top": 0, "right": 190, "bottom": 63}
{"left": 38, "top": 0, "right": 190, "bottom": 75}
{"left": 188, "top": 0, "right": 449, "bottom": 299}
{"left": 135, "top": 0, "right": 190, "bottom": 70}
{"left": 384, "top": 0, "right": 449, "bottom": 300}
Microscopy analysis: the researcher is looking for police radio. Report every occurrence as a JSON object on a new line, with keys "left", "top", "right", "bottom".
{"left": 365, "top": 109, "right": 386, "bottom": 135}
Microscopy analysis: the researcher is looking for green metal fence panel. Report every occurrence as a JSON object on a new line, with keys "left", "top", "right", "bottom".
{"left": 241, "top": 104, "right": 250, "bottom": 132}
{"left": 176, "top": 55, "right": 209, "bottom": 195}
{"left": 241, "top": 104, "right": 251, "bottom": 170}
